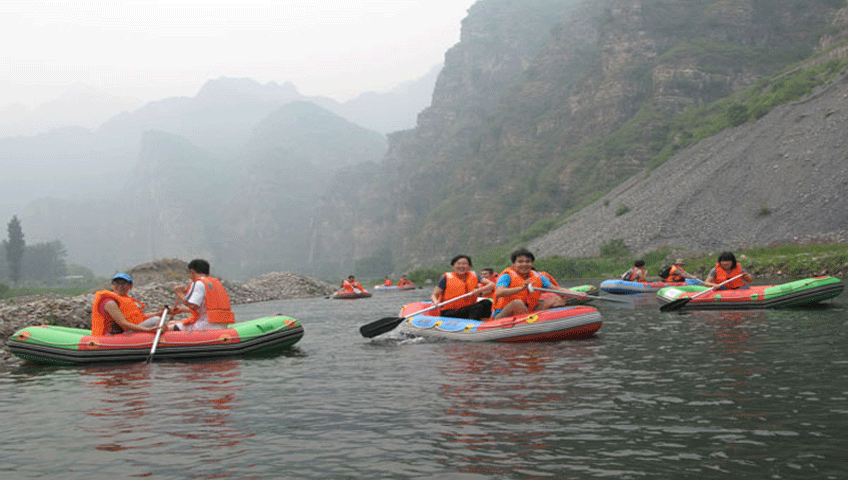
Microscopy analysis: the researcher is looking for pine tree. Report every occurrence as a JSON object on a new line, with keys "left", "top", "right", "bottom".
{"left": 4, "top": 215, "right": 25, "bottom": 284}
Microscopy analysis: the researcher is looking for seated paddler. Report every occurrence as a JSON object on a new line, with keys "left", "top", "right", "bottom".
{"left": 91, "top": 273, "right": 165, "bottom": 335}
{"left": 167, "top": 259, "right": 235, "bottom": 331}
{"left": 430, "top": 254, "right": 495, "bottom": 320}
{"left": 493, "top": 249, "right": 575, "bottom": 320}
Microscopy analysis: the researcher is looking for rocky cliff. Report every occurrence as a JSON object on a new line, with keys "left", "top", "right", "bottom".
{"left": 530, "top": 69, "right": 848, "bottom": 257}
{"left": 310, "top": 0, "right": 848, "bottom": 270}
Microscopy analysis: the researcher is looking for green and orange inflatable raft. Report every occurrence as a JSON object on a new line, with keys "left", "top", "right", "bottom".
{"left": 656, "top": 275, "right": 844, "bottom": 310}
{"left": 7, "top": 315, "right": 304, "bottom": 365}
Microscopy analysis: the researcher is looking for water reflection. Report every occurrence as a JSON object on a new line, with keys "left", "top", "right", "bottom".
{"left": 81, "top": 359, "right": 253, "bottom": 477}
{"left": 433, "top": 341, "right": 603, "bottom": 477}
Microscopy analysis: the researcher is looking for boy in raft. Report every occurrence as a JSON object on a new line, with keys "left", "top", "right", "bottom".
{"left": 167, "top": 259, "right": 235, "bottom": 331}
{"left": 703, "top": 251, "right": 753, "bottom": 290}
{"left": 396, "top": 274, "right": 412, "bottom": 288}
{"left": 91, "top": 273, "right": 166, "bottom": 335}
{"left": 383, "top": 276, "right": 392, "bottom": 286}
{"left": 479, "top": 268, "right": 498, "bottom": 300}
{"left": 621, "top": 260, "right": 647, "bottom": 282}
{"left": 493, "top": 249, "right": 575, "bottom": 320}
{"left": 430, "top": 254, "right": 495, "bottom": 320}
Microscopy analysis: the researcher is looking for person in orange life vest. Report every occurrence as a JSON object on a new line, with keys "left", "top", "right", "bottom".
{"left": 338, "top": 275, "right": 367, "bottom": 294}
{"left": 621, "top": 260, "right": 647, "bottom": 282}
{"left": 704, "top": 251, "right": 753, "bottom": 290}
{"left": 91, "top": 273, "right": 166, "bottom": 336}
{"left": 430, "top": 254, "right": 495, "bottom": 320}
{"left": 383, "top": 276, "right": 392, "bottom": 286}
{"left": 397, "top": 274, "right": 412, "bottom": 288}
{"left": 663, "top": 258, "right": 698, "bottom": 282}
{"left": 493, "top": 249, "right": 576, "bottom": 319}
{"left": 167, "top": 259, "right": 235, "bottom": 332}
{"left": 479, "top": 268, "right": 498, "bottom": 300}
{"left": 536, "top": 270, "right": 560, "bottom": 287}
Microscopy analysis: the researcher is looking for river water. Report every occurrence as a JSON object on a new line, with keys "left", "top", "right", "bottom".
{"left": 1, "top": 280, "right": 846, "bottom": 479}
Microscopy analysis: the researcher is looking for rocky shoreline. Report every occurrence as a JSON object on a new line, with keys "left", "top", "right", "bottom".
{"left": 1, "top": 260, "right": 336, "bottom": 369}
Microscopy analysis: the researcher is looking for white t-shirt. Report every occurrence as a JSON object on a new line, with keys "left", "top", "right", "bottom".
{"left": 184, "top": 280, "right": 209, "bottom": 328}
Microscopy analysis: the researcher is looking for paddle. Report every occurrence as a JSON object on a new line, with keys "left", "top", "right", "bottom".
{"left": 527, "top": 284, "right": 632, "bottom": 305}
{"left": 659, "top": 274, "right": 746, "bottom": 312}
{"left": 359, "top": 291, "right": 478, "bottom": 338}
{"left": 146, "top": 306, "right": 170, "bottom": 364}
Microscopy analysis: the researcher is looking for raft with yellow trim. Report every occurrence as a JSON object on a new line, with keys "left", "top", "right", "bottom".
{"left": 396, "top": 302, "right": 602, "bottom": 342}
{"left": 656, "top": 276, "right": 844, "bottom": 310}
{"left": 7, "top": 315, "right": 304, "bottom": 365}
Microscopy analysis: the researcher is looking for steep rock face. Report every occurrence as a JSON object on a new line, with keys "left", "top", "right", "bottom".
{"left": 311, "top": 0, "right": 848, "bottom": 270}
{"left": 530, "top": 71, "right": 848, "bottom": 257}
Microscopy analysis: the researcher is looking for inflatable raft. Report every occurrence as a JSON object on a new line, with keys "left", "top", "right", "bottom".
{"left": 373, "top": 285, "right": 417, "bottom": 292}
{"left": 544, "top": 284, "right": 599, "bottom": 305}
{"left": 7, "top": 315, "right": 304, "bottom": 365}
{"left": 331, "top": 291, "right": 372, "bottom": 299}
{"left": 396, "top": 302, "right": 602, "bottom": 342}
{"left": 656, "top": 276, "right": 844, "bottom": 310}
{"left": 600, "top": 278, "right": 702, "bottom": 295}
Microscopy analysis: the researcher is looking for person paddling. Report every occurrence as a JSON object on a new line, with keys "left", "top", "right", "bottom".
{"left": 90, "top": 273, "right": 165, "bottom": 335}
{"left": 492, "top": 249, "right": 575, "bottom": 319}
{"left": 703, "top": 252, "right": 753, "bottom": 290}
{"left": 429, "top": 254, "right": 494, "bottom": 320}
{"left": 621, "top": 260, "right": 647, "bottom": 282}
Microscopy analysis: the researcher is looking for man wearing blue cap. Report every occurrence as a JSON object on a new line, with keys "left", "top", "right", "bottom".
{"left": 90, "top": 272, "right": 165, "bottom": 336}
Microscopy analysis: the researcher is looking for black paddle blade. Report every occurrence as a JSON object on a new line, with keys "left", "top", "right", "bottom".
{"left": 359, "top": 316, "right": 405, "bottom": 338}
{"left": 659, "top": 297, "right": 691, "bottom": 312}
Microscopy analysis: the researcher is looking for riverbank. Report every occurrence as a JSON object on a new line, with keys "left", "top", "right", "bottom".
{"left": 1, "top": 259, "right": 336, "bottom": 368}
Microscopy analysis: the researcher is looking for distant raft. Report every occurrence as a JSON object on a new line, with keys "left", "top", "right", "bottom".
{"left": 656, "top": 276, "right": 844, "bottom": 310}
{"left": 331, "top": 291, "right": 373, "bottom": 299}
{"left": 600, "top": 278, "right": 702, "bottom": 295}
{"left": 373, "top": 285, "right": 417, "bottom": 292}
{"left": 396, "top": 302, "right": 602, "bottom": 342}
{"left": 7, "top": 315, "right": 304, "bottom": 365}
{"left": 541, "top": 284, "right": 599, "bottom": 305}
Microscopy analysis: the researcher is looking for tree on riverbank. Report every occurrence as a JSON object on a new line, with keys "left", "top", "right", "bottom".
{"left": 4, "top": 216, "right": 25, "bottom": 285}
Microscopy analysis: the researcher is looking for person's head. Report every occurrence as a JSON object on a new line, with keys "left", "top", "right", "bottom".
{"left": 401, "top": 274, "right": 407, "bottom": 279}
{"left": 111, "top": 272, "right": 133, "bottom": 295}
{"left": 348, "top": 275, "right": 356, "bottom": 281}
{"left": 480, "top": 268, "right": 494, "bottom": 279}
{"left": 188, "top": 259, "right": 210, "bottom": 276}
{"left": 510, "top": 248, "right": 535, "bottom": 274}
{"left": 717, "top": 251, "right": 737, "bottom": 270}
{"left": 675, "top": 258, "right": 685, "bottom": 266}
{"left": 634, "top": 260, "right": 645, "bottom": 268}
{"left": 451, "top": 254, "right": 474, "bottom": 270}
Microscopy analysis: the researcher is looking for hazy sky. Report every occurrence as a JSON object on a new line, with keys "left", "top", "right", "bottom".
{"left": 1, "top": 0, "right": 477, "bottom": 107}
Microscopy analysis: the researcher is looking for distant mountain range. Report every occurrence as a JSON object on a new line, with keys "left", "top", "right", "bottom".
{"left": 0, "top": 66, "right": 440, "bottom": 216}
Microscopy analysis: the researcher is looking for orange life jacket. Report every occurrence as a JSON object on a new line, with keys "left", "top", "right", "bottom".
{"left": 91, "top": 290, "right": 147, "bottom": 336}
{"left": 183, "top": 277, "right": 235, "bottom": 325}
{"left": 666, "top": 265, "right": 685, "bottom": 282}
{"left": 493, "top": 268, "right": 543, "bottom": 312}
{"left": 438, "top": 271, "right": 480, "bottom": 310}
{"left": 384, "top": 279, "right": 392, "bottom": 286}
{"left": 539, "top": 271, "right": 559, "bottom": 287}
{"left": 342, "top": 280, "right": 365, "bottom": 293}
{"left": 397, "top": 278, "right": 411, "bottom": 287}
{"left": 622, "top": 267, "right": 646, "bottom": 282}
{"left": 713, "top": 263, "right": 746, "bottom": 289}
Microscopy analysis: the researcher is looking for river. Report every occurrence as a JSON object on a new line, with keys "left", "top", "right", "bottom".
{"left": 1, "top": 280, "right": 846, "bottom": 479}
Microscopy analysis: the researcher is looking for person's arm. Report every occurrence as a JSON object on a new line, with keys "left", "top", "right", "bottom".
{"left": 703, "top": 268, "right": 721, "bottom": 287}
{"left": 477, "top": 277, "right": 495, "bottom": 296}
{"left": 103, "top": 300, "right": 159, "bottom": 333}
{"left": 495, "top": 274, "right": 528, "bottom": 298}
